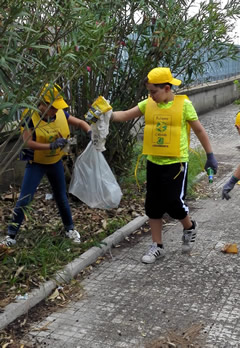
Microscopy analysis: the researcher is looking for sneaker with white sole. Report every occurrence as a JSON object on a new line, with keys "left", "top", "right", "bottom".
{"left": 65, "top": 229, "right": 81, "bottom": 243}
{"left": 182, "top": 220, "right": 198, "bottom": 253}
{"left": 142, "top": 242, "right": 165, "bottom": 264}
{"left": 0, "top": 236, "right": 16, "bottom": 247}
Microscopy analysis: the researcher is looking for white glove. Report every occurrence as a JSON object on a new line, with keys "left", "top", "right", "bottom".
{"left": 91, "top": 110, "right": 112, "bottom": 151}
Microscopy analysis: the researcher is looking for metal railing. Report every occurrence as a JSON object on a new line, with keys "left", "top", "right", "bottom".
{"left": 189, "top": 45, "right": 240, "bottom": 86}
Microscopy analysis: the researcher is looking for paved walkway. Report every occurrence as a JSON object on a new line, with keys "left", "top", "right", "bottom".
{"left": 21, "top": 103, "right": 240, "bottom": 347}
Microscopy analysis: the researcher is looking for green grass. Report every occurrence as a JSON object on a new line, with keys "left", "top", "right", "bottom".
{"left": 0, "top": 217, "right": 128, "bottom": 300}
{"left": 187, "top": 146, "right": 206, "bottom": 196}
{"left": 118, "top": 143, "right": 146, "bottom": 187}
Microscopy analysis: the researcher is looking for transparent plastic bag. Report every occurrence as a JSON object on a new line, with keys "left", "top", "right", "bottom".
{"left": 69, "top": 142, "right": 122, "bottom": 209}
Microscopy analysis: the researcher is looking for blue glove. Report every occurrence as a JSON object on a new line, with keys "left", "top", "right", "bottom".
{"left": 222, "top": 176, "right": 238, "bottom": 200}
{"left": 50, "top": 138, "right": 68, "bottom": 150}
{"left": 204, "top": 153, "right": 218, "bottom": 174}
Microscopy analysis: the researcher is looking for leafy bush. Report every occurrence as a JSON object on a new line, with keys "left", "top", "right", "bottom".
{"left": 234, "top": 79, "right": 240, "bottom": 104}
{"left": 1, "top": 0, "right": 240, "bottom": 176}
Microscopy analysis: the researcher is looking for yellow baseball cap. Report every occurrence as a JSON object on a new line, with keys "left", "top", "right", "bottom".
{"left": 147, "top": 67, "right": 181, "bottom": 86}
{"left": 235, "top": 112, "right": 240, "bottom": 126}
{"left": 40, "top": 83, "right": 69, "bottom": 109}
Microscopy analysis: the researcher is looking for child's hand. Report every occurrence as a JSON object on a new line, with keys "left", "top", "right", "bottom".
{"left": 50, "top": 138, "right": 68, "bottom": 150}
{"left": 222, "top": 176, "right": 238, "bottom": 200}
{"left": 204, "top": 153, "right": 218, "bottom": 174}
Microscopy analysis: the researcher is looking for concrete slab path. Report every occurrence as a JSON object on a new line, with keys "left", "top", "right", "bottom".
{"left": 9, "top": 104, "right": 240, "bottom": 347}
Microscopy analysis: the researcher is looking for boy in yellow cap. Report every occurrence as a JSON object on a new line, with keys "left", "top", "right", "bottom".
{"left": 111, "top": 67, "right": 218, "bottom": 263}
{"left": 1, "top": 84, "right": 91, "bottom": 247}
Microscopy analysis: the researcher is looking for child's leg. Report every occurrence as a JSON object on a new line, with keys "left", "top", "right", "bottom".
{"left": 179, "top": 215, "right": 193, "bottom": 230}
{"left": 142, "top": 218, "right": 165, "bottom": 264}
{"left": 149, "top": 218, "right": 163, "bottom": 244}
{"left": 46, "top": 160, "right": 74, "bottom": 230}
{"left": 47, "top": 161, "right": 81, "bottom": 243}
{"left": 180, "top": 215, "right": 198, "bottom": 253}
{"left": 8, "top": 162, "right": 45, "bottom": 238}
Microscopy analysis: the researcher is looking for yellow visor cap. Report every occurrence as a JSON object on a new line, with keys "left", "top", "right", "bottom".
{"left": 147, "top": 67, "right": 181, "bottom": 86}
{"left": 40, "top": 83, "right": 69, "bottom": 109}
{"left": 235, "top": 112, "right": 240, "bottom": 126}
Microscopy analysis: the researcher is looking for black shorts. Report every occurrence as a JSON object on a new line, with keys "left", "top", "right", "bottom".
{"left": 145, "top": 160, "right": 189, "bottom": 220}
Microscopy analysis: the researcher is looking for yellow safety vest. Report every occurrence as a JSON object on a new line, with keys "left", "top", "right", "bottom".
{"left": 142, "top": 95, "right": 189, "bottom": 156}
{"left": 22, "top": 109, "right": 70, "bottom": 164}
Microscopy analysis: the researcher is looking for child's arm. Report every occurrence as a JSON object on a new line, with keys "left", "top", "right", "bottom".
{"left": 68, "top": 115, "right": 91, "bottom": 133}
{"left": 188, "top": 120, "right": 213, "bottom": 153}
{"left": 112, "top": 106, "right": 143, "bottom": 122}
{"left": 235, "top": 124, "right": 240, "bottom": 135}
{"left": 222, "top": 165, "right": 240, "bottom": 200}
{"left": 188, "top": 119, "right": 218, "bottom": 173}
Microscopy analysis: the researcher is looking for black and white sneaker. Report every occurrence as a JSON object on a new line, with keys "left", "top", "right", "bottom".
{"left": 182, "top": 220, "right": 198, "bottom": 253}
{"left": 142, "top": 242, "right": 165, "bottom": 263}
{"left": 0, "top": 236, "right": 16, "bottom": 247}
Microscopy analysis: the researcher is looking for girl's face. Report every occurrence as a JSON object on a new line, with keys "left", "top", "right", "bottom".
{"left": 39, "top": 102, "right": 58, "bottom": 118}
{"left": 146, "top": 83, "right": 172, "bottom": 103}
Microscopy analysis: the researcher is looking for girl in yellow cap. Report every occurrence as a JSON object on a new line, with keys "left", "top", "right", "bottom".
{"left": 1, "top": 84, "right": 91, "bottom": 247}
{"left": 111, "top": 67, "right": 218, "bottom": 263}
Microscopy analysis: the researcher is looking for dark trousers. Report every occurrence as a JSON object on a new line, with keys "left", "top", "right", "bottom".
{"left": 8, "top": 160, "right": 74, "bottom": 237}
{"left": 145, "top": 160, "right": 189, "bottom": 220}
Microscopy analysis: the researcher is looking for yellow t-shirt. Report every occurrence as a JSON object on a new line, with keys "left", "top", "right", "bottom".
{"left": 138, "top": 98, "right": 198, "bottom": 165}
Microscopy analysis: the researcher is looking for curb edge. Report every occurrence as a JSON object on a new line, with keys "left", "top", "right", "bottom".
{"left": 0, "top": 215, "right": 148, "bottom": 330}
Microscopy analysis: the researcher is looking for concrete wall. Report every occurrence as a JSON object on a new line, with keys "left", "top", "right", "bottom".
{"left": 181, "top": 75, "right": 240, "bottom": 115}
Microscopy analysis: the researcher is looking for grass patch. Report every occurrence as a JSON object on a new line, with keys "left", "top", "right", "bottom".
{"left": 233, "top": 79, "right": 240, "bottom": 104}
{"left": 119, "top": 143, "right": 146, "bottom": 187}
{"left": 0, "top": 196, "right": 131, "bottom": 305}
{"left": 187, "top": 147, "right": 206, "bottom": 197}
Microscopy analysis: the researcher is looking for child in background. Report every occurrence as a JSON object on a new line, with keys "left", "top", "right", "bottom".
{"left": 1, "top": 84, "right": 91, "bottom": 247}
{"left": 222, "top": 111, "right": 240, "bottom": 199}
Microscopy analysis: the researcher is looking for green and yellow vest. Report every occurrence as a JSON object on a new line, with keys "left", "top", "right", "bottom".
{"left": 22, "top": 109, "right": 70, "bottom": 164}
{"left": 142, "top": 95, "right": 190, "bottom": 156}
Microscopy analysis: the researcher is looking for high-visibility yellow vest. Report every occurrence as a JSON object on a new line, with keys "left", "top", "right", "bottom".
{"left": 142, "top": 95, "right": 189, "bottom": 156}
{"left": 22, "top": 109, "right": 70, "bottom": 164}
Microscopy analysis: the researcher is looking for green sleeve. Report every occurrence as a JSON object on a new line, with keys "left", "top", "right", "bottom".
{"left": 137, "top": 99, "right": 148, "bottom": 115}
{"left": 184, "top": 99, "right": 198, "bottom": 121}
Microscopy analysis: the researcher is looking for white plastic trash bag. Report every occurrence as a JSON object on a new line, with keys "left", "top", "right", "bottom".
{"left": 69, "top": 142, "right": 122, "bottom": 209}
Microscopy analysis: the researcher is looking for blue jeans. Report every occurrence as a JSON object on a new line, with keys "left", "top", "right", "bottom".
{"left": 8, "top": 160, "right": 74, "bottom": 238}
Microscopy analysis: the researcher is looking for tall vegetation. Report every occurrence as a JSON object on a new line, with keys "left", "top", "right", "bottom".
{"left": 0, "top": 0, "right": 240, "bottom": 176}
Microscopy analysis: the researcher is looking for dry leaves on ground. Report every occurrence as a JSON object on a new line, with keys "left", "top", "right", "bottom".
{"left": 145, "top": 322, "right": 205, "bottom": 348}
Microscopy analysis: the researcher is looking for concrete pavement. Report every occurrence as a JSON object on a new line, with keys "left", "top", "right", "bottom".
{"left": 5, "top": 103, "right": 240, "bottom": 347}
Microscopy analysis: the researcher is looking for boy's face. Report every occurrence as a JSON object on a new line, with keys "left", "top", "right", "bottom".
{"left": 146, "top": 83, "right": 171, "bottom": 103}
